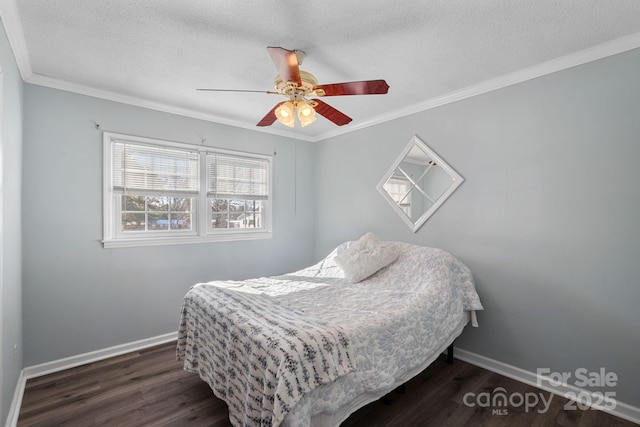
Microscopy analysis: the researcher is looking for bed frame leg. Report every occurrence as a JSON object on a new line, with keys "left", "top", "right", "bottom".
{"left": 383, "top": 345, "right": 454, "bottom": 406}
{"left": 383, "top": 384, "right": 407, "bottom": 405}
{"left": 447, "top": 343, "right": 454, "bottom": 364}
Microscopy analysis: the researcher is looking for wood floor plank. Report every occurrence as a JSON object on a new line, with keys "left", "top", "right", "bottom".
{"left": 18, "top": 342, "right": 637, "bottom": 427}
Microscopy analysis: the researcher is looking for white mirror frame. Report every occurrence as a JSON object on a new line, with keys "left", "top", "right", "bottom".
{"left": 376, "top": 135, "right": 464, "bottom": 232}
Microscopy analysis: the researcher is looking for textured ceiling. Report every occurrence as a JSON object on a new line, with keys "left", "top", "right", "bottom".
{"left": 5, "top": 0, "right": 640, "bottom": 141}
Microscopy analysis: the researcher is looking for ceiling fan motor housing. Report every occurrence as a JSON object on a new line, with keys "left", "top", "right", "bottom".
{"left": 274, "top": 70, "right": 318, "bottom": 99}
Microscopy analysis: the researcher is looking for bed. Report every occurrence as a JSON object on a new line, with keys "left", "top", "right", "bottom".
{"left": 177, "top": 233, "right": 483, "bottom": 427}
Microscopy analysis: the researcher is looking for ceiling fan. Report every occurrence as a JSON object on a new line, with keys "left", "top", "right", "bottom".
{"left": 198, "top": 47, "right": 389, "bottom": 128}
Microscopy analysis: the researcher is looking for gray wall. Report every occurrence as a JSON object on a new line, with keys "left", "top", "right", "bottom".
{"left": 22, "top": 85, "right": 316, "bottom": 365}
{"left": 314, "top": 49, "right": 640, "bottom": 408}
{"left": 0, "top": 20, "right": 23, "bottom": 423}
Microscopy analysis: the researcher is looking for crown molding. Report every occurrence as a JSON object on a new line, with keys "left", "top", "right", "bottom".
{"left": 318, "top": 31, "right": 640, "bottom": 142}
{"left": 3, "top": 0, "right": 640, "bottom": 144}
{"left": 24, "top": 73, "right": 315, "bottom": 142}
{"left": 0, "top": 0, "right": 32, "bottom": 79}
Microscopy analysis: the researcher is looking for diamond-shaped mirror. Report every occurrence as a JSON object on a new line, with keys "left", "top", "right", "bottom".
{"left": 377, "top": 136, "right": 464, "bottom": 232}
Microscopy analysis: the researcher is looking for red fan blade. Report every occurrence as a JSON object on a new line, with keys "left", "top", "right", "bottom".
{"left": 312, "top": 99, "right": 352, "bottom": 126}
{"left": 256, "top": 102, "right": 286, "bottom": 127}
{"left": 267, "top": 47, "right": 302, "bottom": 87}
{"left": 313, "top": 79, "right": 389, "bottom": 96}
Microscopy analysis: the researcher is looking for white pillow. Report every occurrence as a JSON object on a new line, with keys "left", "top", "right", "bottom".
{"left": 335, "top": 232, "right": 399, "bottom": 283}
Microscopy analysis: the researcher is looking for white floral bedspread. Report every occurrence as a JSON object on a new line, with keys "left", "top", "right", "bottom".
{"left": 177, "top": 241, "right": 483, "bottom": 427}
{"left": 177, "top": 284, "right": 354, "bottom": 427}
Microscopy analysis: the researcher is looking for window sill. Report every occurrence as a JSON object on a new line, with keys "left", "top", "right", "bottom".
{"left": 102, "top": 231, "right": 273, "bottom": 248}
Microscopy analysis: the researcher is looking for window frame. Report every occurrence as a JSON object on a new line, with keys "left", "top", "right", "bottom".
{"left": 103, "top": 132, "right": 273, "bottom": 248}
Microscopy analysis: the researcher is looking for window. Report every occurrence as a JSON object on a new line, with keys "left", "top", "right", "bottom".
{"left": 383, "top": 177, "right": 412, "bottom": 218}
{"left": 207, "top": 153, "right": 268, "bottom": 231}
{"left": 103, "top": 132, "right": 272, "bottom": 248}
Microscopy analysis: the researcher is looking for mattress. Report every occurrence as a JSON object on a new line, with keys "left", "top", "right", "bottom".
{"left": 177, "top": 240, "right": 483, "bottom": 427}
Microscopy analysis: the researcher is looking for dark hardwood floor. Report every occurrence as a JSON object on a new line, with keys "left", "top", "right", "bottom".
{"left": 18, "top": 342, "right": 636, "bottom": 427}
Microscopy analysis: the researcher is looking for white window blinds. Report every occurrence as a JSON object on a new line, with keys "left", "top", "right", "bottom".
{"left": 112, "top": 141, "right": 200, "bottom": 196}
{"left": 206, "top": 153, "right": 269, "bottom": 200}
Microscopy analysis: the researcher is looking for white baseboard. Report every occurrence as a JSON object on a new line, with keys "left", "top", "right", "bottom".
{"left": 5, "top": 332, "right": 178, "bottom": 427}
{"left": 7, "top": 336, "right": 638, "bottom": 427}
{"left": 455, "top": 348, "right": 640, "bottom": 425}
{"left": 4, "top": 371, "right": 25, "bottom": 427}
{"left": 23, "top": 331, "right": 177, "bottom": 380}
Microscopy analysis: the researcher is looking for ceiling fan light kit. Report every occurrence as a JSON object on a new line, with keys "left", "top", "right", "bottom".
{"left": 296, "top": 100, "right": 317, "bottom": 127}
{"left": 199, "top": 47, "right": 389, "bottom": 128}
{"left": 273, "top": 99, "right": 317, "bottom": 128}
{"left": 275, "top": 101, "right": 295, "bottom": 127}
